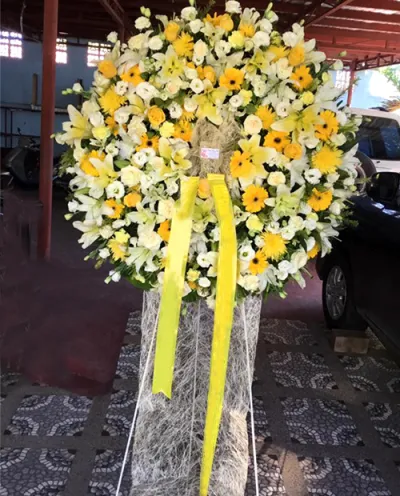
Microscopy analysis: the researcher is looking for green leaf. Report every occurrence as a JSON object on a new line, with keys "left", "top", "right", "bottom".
{"left": 126, "top": 276, "right": 153, "bottom": 291}
{"left": 114, "top": 159, "right": 130, "bottom": 169}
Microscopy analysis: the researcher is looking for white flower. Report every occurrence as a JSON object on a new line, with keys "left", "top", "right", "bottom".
{"left": 148, "top": 36, "right": 163, "bottom": 51}
{"left": 253, "top": 79, "right": 267, "bottom": 98}
{"left": 109, "top": 270, "right": 122, "bottom": 282}
{"left": 181, "top": 6, "right": 197, "bottom": 20}
{"left": 289, "top": 215, "right": 304, "bottom": 231}
{"left": 158, "top": 199, "right": 175, "bottom": 220}
{"left": 331, "top": 133, "right": 346, "bottom": 147}
{"left": 115, "top": 81, "right": 129, "bottom": 96}
{"left": 244, "top": 115, "right": 263, "bottom": 135}
{"left": 268, "top": 171, "right": 286, "bottom": 186}
{"left": 276, "top": 58, "right": 292, "bottom": 79}
{"left": 190, "top": 78, "right": 204, "bottom": 94}
{"left": 193, "top": 54, "right": 204, "bottom": 66}
{"left": 304, "top": 169, "right": 322, "bottom": 184}
{"left": 259, "top": 19, "right": 273, "bottom": 33}
{"left": 197, "top": 253, "right": 213, "bottom": 268}
{"left": 114, "top": 106, "right": 133, "bottom": 124}
{"left": 238, "top": 275, "right": 259, "bottom": 292}
{"left": 99, "top": 225, "right": 114, "bottom": 239}
{"left": 333, "top": 60, "right": 344, "bottom": 71}
{"left": 138, "top": 228, "right": 162, "bottom": 251}
{"left": 120, "top": 166, "right": 141, "bottom": 187}
{"left": 106, "top": 180, "right": 125, "bottom": 199}
{"left": 132, "top": 151, "right": 147, "bottom": 166}
{"left": 184, "top": 98, "right": 198, "bottom": 112}
{"left": 72, "top": 82, "right": 83, "bottom": 93}
{"left": 135, "top": 16, "right": 151, "bottom": 30}
{"left": 68, "top": 200, "right": 79, "bottom": 212}
{"left": 99, "top": 248, "right": 110, "bottom": 259}
{"left": 306, "top": 237, "right": 316, "bottom": 252}
{"left": 246, "top": 214, "right": 264, "bottom": 232}
{"left": 198, "top": 277, "right": 211, "bottom": 288}
{"left": 194, "top": 40, "right": 207, "bottom": 59}
{"left": 253, "top": 31, "right": 270, "bottom": 48}
{"left": 107, "top": 31, "right": 118, "bottom": 43}
{"left": 136, "top": 82, "right": 159, "bottom": 101}
{"left": 229, "top": 94, "right": 243, "bottom": 108}
{"left": 239, "top": 244, "right": 256, "bottom": 262}
{"left": 187, "top": 269, "right": 200, "bottom": 282}
{"left": 112, "top": 220, "right": 125, "bottom": 229}
{"left": 168, "top": 102, "right": 183, "bottom": 119}
{"left": 329, "top": 201, "right": 341, "bottom": 215}
{"left": 166, "top": 79, "right": 182, "bottom": 95}
{"left": 226, "top": 0, "right": 241, "bottom": 14}
{"left": 215, "top": 40, "right": 231, "bottom": 58}
{"left": 189, "top": 19, "right": 203, "bottom": 34}
{"left": 276, "top": 101, "right": 291, "bottom": 118}
{"left": 277, "top": 260, "right": 293, "bottom": 280}
{"left": 291, "top": 250, "right": 308, "bottom": 271}
{"left": 127, "top": 117, "right": 147, "bottom": 143}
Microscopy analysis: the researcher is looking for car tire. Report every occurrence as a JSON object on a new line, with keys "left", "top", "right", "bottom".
{"left": 322, "top": 253, "right": 367, "bottom": 331}
{"left": 356, "top": 151, "right": 376, "bottom": 177}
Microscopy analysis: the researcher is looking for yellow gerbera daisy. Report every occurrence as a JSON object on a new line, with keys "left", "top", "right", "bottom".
{"left": 315, "top": 110, "right": 339, "bottom": 141}
{"left": 158, "top": 220, "right": 171, "bottom": 242}
{"left": 108, "top": 239, "right": 126, "bottom": 261}
{"left": 80, "top": 150, "right": 105, "bottom": 176}
{"left": 307, "top": 244, "right": 320, "bottom": 259}
{"left": 99, "top": 88, "right": 126, "bottom": 115}
{"left": 121, "top": 65, "right": 143, "bottom": 86}
{"left": 308, "top": 188, "right": 333, "bottom": 212}
{"left": 173, "top": 33, "right": 194, "bottom": 57}
{"left": 242, "top": 185, "right": 269, "bottom": 213}
{"left": 288, "top": 44, "right": 305, "bottom": 67}
{"left": 219, "top": 68, "right": 245, "bottom": 91}
{"left": 249, "top": 250, "right": 269, "bottom": 275}
{"left": 136, "top": 134, "right": 160, "bottom": 152}
{"left": 181, "top": 109, "right": 196, "bottom": 121}
{"left": 262, "top": 232, "right": 287, "bottom": 261}
{"left": 291, "top": 65, "right": 313, "bottom": 91}
{"left": 264, "top": 131, "right": 290, "bottom": 153}
{"left": 105, "top": 199, "right": 124, "bottom": 219}
{"left": 255, "top": 106, "right": 276, "bottom": 130}
{"left": 312, "top": 145, "right": 342, "bottom": 174}
{"left": 230, "top": 151, "right": 253, "bottom": 178}
{"left": 173, "top": 119, "right": 192, "bottom": 142}
{"left": 98, "top": 59, "right": 117, "bottom": 79}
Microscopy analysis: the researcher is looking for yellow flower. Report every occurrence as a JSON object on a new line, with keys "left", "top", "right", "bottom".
{"left": 242, "top": 185, "right": 269, "bottom": 213}
{"left": 197, "top": 65, "right": 216, "bottom": 84}
{"left": 291, "top": 65, "right": 313, "bottom": 91}
{"left": 230, "top": 151, "right": 253, "bottom": 178}
{"left": 148, "top": 106, "right": 166, "bottom": 128}
{"left": 239, "top": 89, "right": 252, "bottom": 106}
{"left": 80, "top": 150, "right": 105, "bottom": 176}
{"left": 98, "top": 59, "right": 117, "bottom": 79}
{"left": 301, "top": 91, "right": 315, "bottom": 105}
{"left": 121, "top": 65, "right": 143, "bottom": 86}
{"left": 99, "top": 88, "right": 126, "bottom": 114}
{"left": 136, "top": 134, "right": 160, "bottom": 152}
{"left": 229, "top": 31, "right": 245, "bottom": 49}
{"left": 284, "top": 143, "right": 303, "bottom": 160}
{"left": 105, "top": 199, "right": 124, "bottom": 219}
{"left": 219, "top": 68, "right": 245, "bottom": 91}
{"left": 173, "top": 33, "right": 194, "bottom": 57}
{"left": 264, "top": 131, "right": 290, "bottom": 153}
{"left": 315, "top": 110, "right": 339, "bottom": 141}
{"left": 204, "top": 13, "right": 221, "bottom": 27}
{"left": 249, "top": 250, "right": 269, "bottom": 275}
{"left": 268, "top": 45, "right": 288, "bottom": 61}
{"left": 312, "top": 145, "right": 342, "bottom": 174}
{"left": 161, "top": 52, "right": 184, "bottom": 79}
{"left": 92, "top": 126, "right": 111, "bottom": 141}
{"left": 106, "top": 116, "right": 119, "bottom": 135}
{"left": 173, "top": 119, "right": 192, "bottom": 141}
{"left": 165, "top": 21, "right": 180, "bottom": 42}
{"left": 181, "top": 109, "right": 195, "bottom": 121}
{"left": 198, "top": 178, "right": 211, "bottom": 199}
{"left": 255, "top": 106, "right": 276, "bottom": 130}
{"left": 219, "top": 14, "right": 234, "bottom": 31}
{"left": 158, "top": 220, "right": 171, "bottom": 242}
{"left": 239, "top": 23, "right": 255, "bottom": 37}
{"left": 123, "top": 192, "right": 141, "bottom": 208}
{"left": 159, "top": 121, "right": 175, "bottom": 138}
{"left": 288, "top": 44, "right": 305, "bottom": 66}
{"left": 307, "top": 244, "right": 320, "bottom": 259}
{"left": 108, "top": 238, "right": 126, "bottom": 261}
{"left": 262, "top": 232, "right": 287, "bottom": 261}
{"left": 308, "top": 188, "right": 333, "bottom": 212}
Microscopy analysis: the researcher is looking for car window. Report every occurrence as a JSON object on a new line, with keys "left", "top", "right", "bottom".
{"left": 357, "top": 116, "right": 400, "bottom": 161}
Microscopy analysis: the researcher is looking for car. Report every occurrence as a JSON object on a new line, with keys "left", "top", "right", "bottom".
{"left": 316, "top": 171, "right": 400, "bottom": 353}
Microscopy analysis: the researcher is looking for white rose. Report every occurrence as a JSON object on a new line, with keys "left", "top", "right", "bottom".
{"left": 166, "top": 79, "right": 181, "bottom": 95}
{"left": 329, "top": 201, "right": 342, "bottom": 215}
{"left": 244, "top": 115, "right": 263, "bottom": 135}
{"left": 289, "top": 215, "right": 304, "bottom": 231}
{"left": 148, "top": 35, "right": 163, "bottom": 51}
{"left": 276, "top": 58, "right": 292, "bottom": 79}
{"left": 114, "top": 106, "right": 132, "bottom": 124}
{"left": 229, "top": 95, "right": 243, "bottom": 108}
{"left": 158, "top": 199, "right": 175, "bottom": 220}
{"left": 259, "top": 19, "right": 273, "bottom": 33}
{"left": 291, "top": 250, "right": 308, "bottom": 271}
{"left": 127, "top": 117, "right": 147, "bottom": 143}
{"left": 139, "top": 229, "right": 162, "bottom": 251}
{"left": 253, "top": 31, "right": 270, "bottom": 48}
{"left": 120, "top": 166, "right": 141, "bottom": 187}
{"left": 194, "top": 40, "right": 208, "bottom": 59}
{"left": 189, "top": 19, "right": 203, "bottom": 34}
{"left": 304, "top": 169, "right": 322, "bottom": 184}
{"left": 238, "top": 275, "right": 259, "bottom": 292}
{"left": 253, "top": 80, "right": 267, "bottom": 98}
{"left": 226, "top": 0, "right": 241, "bottom": 14}
{"left": 190, "top": 78, "right": 204, "bottom": 94}
{"left": 184, "top": 98, "right": 198, "bottom": 112}
{"left": 99, "top": 248, "right": 111, "bottom": 259}
{"left": 168, "top": 102, "right": 183, "bottom": 119}
{"left": 136, "top": 82, "right": 159, "bottom": 101}
{"left": 128, "top": 34, "right": 147, "bottom": 51}
{"left": 181, "top": 6, "right": 197, "bottom": 20}
{"left": 115, "top": 81, "right": 129, "bottom": 96}
{"left": 246, "top": 215, "right": 264, "bottom": 232}
{"left": 135, "top": 16, "right": 151, "bottom": 30}
{"left": 198, "top": 277, "right": 211, "bottom": 288}
{"left": 107, "top": 31, "right": 118, "bottom": 43}
{"left": 106, "top": 180, "right": 125, "bottom": 199}
{"left": 268, "top": 171, "right": 286, "bottom": 186}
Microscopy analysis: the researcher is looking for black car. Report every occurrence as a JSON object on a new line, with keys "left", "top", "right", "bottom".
{"left": 317, "top": 172, "right": 400, "bottom": 352}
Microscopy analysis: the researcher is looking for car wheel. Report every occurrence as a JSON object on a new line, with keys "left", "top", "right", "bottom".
{"left": 322, "top": 255, "right": 367, "bottom": 331}
{"left": 356, "top": 151, "right": 376, "bottom": 177}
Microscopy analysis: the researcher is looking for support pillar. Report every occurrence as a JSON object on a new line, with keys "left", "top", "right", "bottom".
{"left": 347, "top": 61, "right": 356, "bottom": 107}
{"left": 38, "top": 0, "right": 59, "bottom": 259}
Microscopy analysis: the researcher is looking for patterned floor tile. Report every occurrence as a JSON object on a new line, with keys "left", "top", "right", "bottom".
{"left": 268, "top": 351, "right": 337, "bottom": 389}
{"left": 247, "top": 396, "right": 271, "bottom": 444}
{"left": 0, "top": 371, "right": 21, "bottom": 389}
{"left": 298, "top": 457, "right": 391, "bottom": 496}
{"left": 125, "top": 311, "right": 141, "bottom": 336}
{"left": 281, "top": 398, "right": 364, "bottom": 446}
{"left": 4, "top": 395, "right": 92, "bottom": 436}
{"left": 88, "top": 450, "right": 131, "bottom": 496}
{"left": 339, "top": 356, "right": 400, "bottom": 393}
{"left": 102, "top": 390, "right": 136, "bottom": 437}
{"left": 364, "top": 402, "right": 400, "bottom": 448}
{"left": 262, "top": 320, "right": 318, "bottom": 346}
{"left": 246, "top": 453, "right": 286, "bottom": 495}
{"left": 0, "top": 448, "right": 75, "bottom": 496}
{"left": 115, "top": 344, "right": 141, "bottom": 380}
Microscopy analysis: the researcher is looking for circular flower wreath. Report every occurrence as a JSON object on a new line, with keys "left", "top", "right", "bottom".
{"left": 57, "top": 0, "right": 360, "bottom": 304}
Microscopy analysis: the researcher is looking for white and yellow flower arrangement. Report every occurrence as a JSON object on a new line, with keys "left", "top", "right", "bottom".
{"left": 56, "top": 0, "right": 360, "bottom": 304}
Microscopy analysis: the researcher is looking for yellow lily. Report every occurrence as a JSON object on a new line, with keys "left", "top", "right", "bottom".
{"left": 272, "top": 106, "right": 320, "bottom": 134}
{"left": 196, "top": 87, "right": 228, "bottom": 125}
{"left": 62, "top": 105, "right": 92, "bottom": 144}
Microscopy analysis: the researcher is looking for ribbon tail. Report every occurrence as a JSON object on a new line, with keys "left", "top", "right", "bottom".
{"left": 152, "top": 176, "right": 200, "bottom": 399}
{"left": 200, "top": 174, "right": 237, "bottom": 496}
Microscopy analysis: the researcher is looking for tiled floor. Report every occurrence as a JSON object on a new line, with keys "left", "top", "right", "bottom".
{"left": 1, "top": 314, "right": 400, "bottom": 496}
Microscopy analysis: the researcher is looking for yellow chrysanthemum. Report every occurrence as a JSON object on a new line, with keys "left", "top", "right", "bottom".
{"left": 164, "top": 21, "right": 180, "bottom": 42}
{"left": 108, "top": 238, "right": 126, "bottom": 261}
{"left": 99, "top": 88, "right": 126, "bottom": 115}
{"left": 291, "top": 65, "right": 313, "bottom": 91}
{"left": 105, "top": 116, "right": 119, "bottom": 135}
{"left": 307, "top": 244, "right": 320, "bottom": 259}
{"left": 105, "top": 199, "right": 124, "bottom": 219}
{"left": 315, "top": 110, "right": 339, "bottom": 141}
{"left": 268, "top": 45, "right": 288, "bottom": 61}
{"left": 173, "top": 33, "right": 194, "bottom": 57}
{"left": 312, "top": 145, "right": 342, "bottom": 174}
{"left": 181, "top": 109, "right": 196, "bottom": 121}
{"left": 158, "top": 220, "right": 171, "bottom": 242}
{"left": 173, "top": 119, "right": 192, "bottom": 142}
{"left": 284, "top": 143, "right": 303, "bottom": 160}
{"left": 239, "top": 23, "right": 255, "bottom": 37}
{"left": 264, "top": 131, "right": 290, "bottom": 153}
{"left": 230, "top": 151, "right": 253, "bottom": 178}
{"left": 80, "top": 150, "right": 105, "bottom": 176}
{"left": 197, "top": 65, "right": 216, "bottom": 84}
{"left": 219, "top": 68, "right": 245, "bottom": 91}
{"left": 123, "top": 192, "right": 141, "bottom": 208}
{"left": 98, "top": 59, "right": 117, "bottom": 79}
{"left": 308, "top": 188, "right": 333, "bottom": 212}
{"left": 249, "top": 250, "right": 269, "bottom": 275}
{"left": 262, "top": 232, "right": 287, "bottom": 261}
{"left": 256, "top": 106, "right": 276, "bottom": 130}
{"left": 121, "top": 65, "right": 143, "bottom": 86}
{"left": 242, "top": 185, "right": 269, "bottom": 213}
{"left": 136, "top": 134, "right": 160, "bottom": 152}
{"left": 148, "top": 106, "right": 166, "bottom": 128}
{"left": 288, "top": 44, "right": 305, "bottom": 67}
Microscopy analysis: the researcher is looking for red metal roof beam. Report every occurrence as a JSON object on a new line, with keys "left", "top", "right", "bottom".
{"left": 97, "top": 0, "right": 132, "bottom": 35}
{"left": 305, "top": 0, "right": 355, "bottom": 26}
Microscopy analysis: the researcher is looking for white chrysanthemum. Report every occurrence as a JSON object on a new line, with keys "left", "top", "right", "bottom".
{"left": 148, "top": 36, "right": 163, "bottom": 51}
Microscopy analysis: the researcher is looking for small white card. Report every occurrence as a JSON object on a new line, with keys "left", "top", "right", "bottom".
{"left": 200, "top": 147, "right": 220, "bottom": 160}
